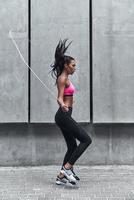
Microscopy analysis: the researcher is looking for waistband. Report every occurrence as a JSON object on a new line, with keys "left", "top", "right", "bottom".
{"left": 68, "top": 106, "right": 73, "bottom": 109}
{"left": 59, "top": 106, "right": 73, "bottom": 110}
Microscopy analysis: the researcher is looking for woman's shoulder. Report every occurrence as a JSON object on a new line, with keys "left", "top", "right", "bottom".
{"left": 57, "top": 75, "right": 68, "bottom": 85}
{"left": 56, "top": 76, "right": 70, "bottom": 89}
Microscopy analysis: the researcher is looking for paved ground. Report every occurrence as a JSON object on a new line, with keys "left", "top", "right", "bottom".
{"left": 0, "top": 165, "right": 134, "bottom": 200}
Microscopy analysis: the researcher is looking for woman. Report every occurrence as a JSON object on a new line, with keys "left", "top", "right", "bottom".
{"left": 50, "top": 39, "right": 92, "bottom": 186}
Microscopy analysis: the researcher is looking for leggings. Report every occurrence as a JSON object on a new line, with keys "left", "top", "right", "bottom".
{"left": 55, "top": 106, "right": 92, "bottom": 166}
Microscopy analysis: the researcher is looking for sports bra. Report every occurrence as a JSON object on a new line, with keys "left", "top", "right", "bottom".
{"left": 64, "top": 80, "right": 76, "bottom": 96}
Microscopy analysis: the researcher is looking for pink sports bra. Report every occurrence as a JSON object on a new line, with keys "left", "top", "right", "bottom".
{"left": 64, "top": 81, "right": 76, "bottom": 96}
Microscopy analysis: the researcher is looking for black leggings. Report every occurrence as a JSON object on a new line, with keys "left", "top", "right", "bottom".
{"left": 55, "top": 106, "right": 92, "bottom": 166}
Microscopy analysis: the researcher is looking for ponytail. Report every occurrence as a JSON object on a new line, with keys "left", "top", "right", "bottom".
{"left": 49, "top": 38, "right": 74, "bottom": 85}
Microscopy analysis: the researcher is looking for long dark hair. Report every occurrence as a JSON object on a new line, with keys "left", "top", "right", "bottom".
{"left": 49, "top": 38, "right": 75, "bottom": 85}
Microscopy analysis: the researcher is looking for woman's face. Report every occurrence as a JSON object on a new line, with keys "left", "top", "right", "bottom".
{"left": 65, "top": 60, "right": 76, "bottom": 75}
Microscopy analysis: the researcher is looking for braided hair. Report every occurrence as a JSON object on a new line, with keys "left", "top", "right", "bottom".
{"left": 49, "top": 38, "right": 75, "bottom": 85}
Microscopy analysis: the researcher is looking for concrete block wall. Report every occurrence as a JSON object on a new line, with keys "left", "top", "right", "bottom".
{"left": 0, "top": 0, "right": 28, "bottom": 122}
{"left": 0, "top": 123, "right": 134, "bottom": 166}
{"left": 93, "top": 0, "right": 134, "bottom": 123}
{"left": 31, "top": 0, "right": 90, "bottom": 122}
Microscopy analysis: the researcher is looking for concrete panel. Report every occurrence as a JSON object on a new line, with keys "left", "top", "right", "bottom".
{"left": 0, "top": 0, "right": 28, "bottom": 122}
{"left": 1, "top": 123, "right": 134, "bottom": 166}
{"left": 31, "top": 0, "right": 90, "bottom": 122}
{"left": 93, "top": 0, "right": 134, "bottom": 122}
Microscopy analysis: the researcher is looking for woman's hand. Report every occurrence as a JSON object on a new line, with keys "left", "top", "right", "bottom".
{"left": 61, "top": 104, "right": 69, "bottom": 112}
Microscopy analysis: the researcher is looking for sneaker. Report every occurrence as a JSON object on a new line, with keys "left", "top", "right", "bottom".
{"left": 60, "top": 166, "right": 77, "bottom": 183}
{"left": 70, "top": 167, "right": 80, "bottom": 181}
{"left": 55, "top": 175, "right": 76, "bottom": 186}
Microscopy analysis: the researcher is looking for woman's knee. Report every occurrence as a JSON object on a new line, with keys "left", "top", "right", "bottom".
{"left": 86, "top": 136, "right": 92, "bottom": 146}
{"left": 83, "top": 135, "right": 92, "bottom": 146}
{"left": 80, "top": 129, "right": 92, "bottom": 146}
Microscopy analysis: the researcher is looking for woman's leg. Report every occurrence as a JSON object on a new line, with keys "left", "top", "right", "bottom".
{"left": 58, "top": 126, "right": 77, "bottom": 178}
{"left": 62, "top": 115, "right": 92, "bottom": 166}
{"left": 55, "top": 107, "right": 77, "bottom": 177}
{"left": 55, "top": 106, "right": 92, "bottom": 169}
{"left": 59, "top": 126, "right": 78, "bottom": 167}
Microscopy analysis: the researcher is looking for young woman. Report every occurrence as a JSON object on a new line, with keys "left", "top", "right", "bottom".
{"left": 50, "top": 39, "right": 92, "bottom": 186}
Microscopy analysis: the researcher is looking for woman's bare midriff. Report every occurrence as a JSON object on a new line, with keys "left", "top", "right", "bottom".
{"left": 63, "top": 96, "right": 74, "bottom": 108}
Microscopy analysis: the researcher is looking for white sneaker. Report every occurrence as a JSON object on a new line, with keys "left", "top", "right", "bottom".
{"left": 55, "top": 175, "right": 76, "bottom": 186}
{"left": 60, "top": 166, "right": 77, "bottom": 183}
{"left": 70, "top": 167, "right": 80, "bottom": 181}
{"left": 56, "top": 175, "right": 68, "bottom": 185}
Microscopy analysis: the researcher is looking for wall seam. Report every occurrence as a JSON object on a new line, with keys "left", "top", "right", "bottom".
{"left": 28, "top": 0, "right": 31, "bottom": 123}
{"left": 90, "top": 0, "right": 93, "bottom": 123}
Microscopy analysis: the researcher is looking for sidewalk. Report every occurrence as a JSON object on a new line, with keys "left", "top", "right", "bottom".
{"left": 0, "top": 165, "right": 134, "bottom": 200}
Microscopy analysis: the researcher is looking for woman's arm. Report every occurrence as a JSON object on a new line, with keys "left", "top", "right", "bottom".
{"left": 57, "top": 97, "right": 64, "bottom": 107}
{"left": 56, "top": 76, "right": 68, "bottom": 110}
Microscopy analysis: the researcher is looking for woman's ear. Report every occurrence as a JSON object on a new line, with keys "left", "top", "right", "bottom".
{"left": 64, "top": 63, "right": 68, "bottom": 69}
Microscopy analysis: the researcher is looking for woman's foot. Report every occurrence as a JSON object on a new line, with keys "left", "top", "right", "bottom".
{"left": 70, "top": 167, "right": 80, "bottom": 181}
{"left": 58, "top": 172, "right": 65, "bottom": 178}
{"left": 56, "top": 175, "right": 68, "bottom": 185}
{"left": 56, "top": 174, "right": 76, "bottom": 186}
{"left": 60, "top": 165, "right": 77, "bottom": 183}
{"left": 61, "top": 164, "right": 80, "bottom": 181}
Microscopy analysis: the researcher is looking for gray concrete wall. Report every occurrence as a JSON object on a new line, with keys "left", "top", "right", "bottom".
{"left": 0, "top": 123, "right": 134, "bottom": 166}
{"left": 0, "top": 0, "right": 28, "bottom": 122}
{"left": 31, "top": 0, "right": 90, "bottom": 123}
{"left": 93, "top": 0, "right": 134, "bottom": 123}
